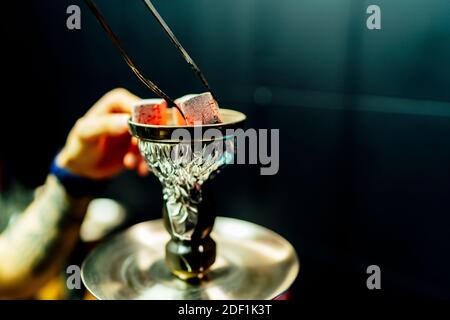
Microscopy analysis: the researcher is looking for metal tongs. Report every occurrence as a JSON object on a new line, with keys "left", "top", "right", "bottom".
{"left": 84, "top": 0, "right": 219, "bottom": 118}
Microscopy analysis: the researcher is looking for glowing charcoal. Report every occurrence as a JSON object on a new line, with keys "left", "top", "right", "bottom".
{"left": 174, "top": 92, "right": 222, "bottom": 125}
{"left": 172, "top": 106, "right": 186, "bottom": 126}
{"left": 133, "top": 99, "right": 168, "bottom": 125}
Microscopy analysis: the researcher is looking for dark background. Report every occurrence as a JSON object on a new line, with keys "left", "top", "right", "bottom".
{"left": 1, "top": 0, "right": 450, "bottom": 301}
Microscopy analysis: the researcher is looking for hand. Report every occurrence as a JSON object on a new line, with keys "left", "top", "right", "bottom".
{"left": 56, "top": 88, "right": 149, "bottom": 180}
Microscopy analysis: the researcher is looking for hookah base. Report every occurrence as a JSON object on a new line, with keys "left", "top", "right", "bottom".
{"left": 81, "top": 217, "right": 299, "bottom": 300}
{"left": 165, "top": 235, "right": 216, "bottom": 281}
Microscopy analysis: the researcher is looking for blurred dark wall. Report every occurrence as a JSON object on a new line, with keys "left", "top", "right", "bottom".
{"left": 1, "top": 0, "right": 450, "bottom": 301}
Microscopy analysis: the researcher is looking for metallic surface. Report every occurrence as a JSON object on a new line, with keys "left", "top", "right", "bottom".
{"left": 128, "top": 108, "right": 246, "bottom": 142}
{"left": 81, "top": 217, "right": 299, "bottom": 300}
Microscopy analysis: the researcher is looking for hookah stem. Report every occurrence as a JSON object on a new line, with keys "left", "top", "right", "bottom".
{"left": 141, "top": 0, "right": 220, "bottom": 103}
{"left": 83, "top": 0, "right": 185, "bottom": 118}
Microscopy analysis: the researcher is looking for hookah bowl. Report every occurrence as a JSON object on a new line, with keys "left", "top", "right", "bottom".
{"left": 81, "top": 107, "right": 299, "bottom": 299}
{"left": 130, "top": 108, "right": 246, "bottom": 281}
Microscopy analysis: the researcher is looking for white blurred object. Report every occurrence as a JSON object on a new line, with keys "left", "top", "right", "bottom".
{"left": 80, "top": 198, "right": 126, "bottom": 242}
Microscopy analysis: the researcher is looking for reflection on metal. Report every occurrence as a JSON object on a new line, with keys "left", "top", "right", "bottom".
{"left": 81, "top": 217, "right": 299, "bottom": 300}
{"left": 128, "top": 108, "right": 247, "bottom": 141}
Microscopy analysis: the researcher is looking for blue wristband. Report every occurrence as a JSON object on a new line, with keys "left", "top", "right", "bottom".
{"left": 50, "top": 156, "right": 109, "bottom": 197}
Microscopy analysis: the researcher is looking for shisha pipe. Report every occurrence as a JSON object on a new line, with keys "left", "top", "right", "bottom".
{"left": 83, "top": 0, "right": 184, "bottom": 118}
{"left": 80, "top": 0, "right": 300, "bottom": 298}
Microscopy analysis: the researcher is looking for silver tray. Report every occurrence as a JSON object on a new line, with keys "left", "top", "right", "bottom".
{"left": 82, "top": 217, "right": 299, "bottom": 300}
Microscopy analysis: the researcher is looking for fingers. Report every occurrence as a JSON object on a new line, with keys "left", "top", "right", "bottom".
{"left": 124, "top": 137, "right": 139, "bottom": 168}
{"left": 87, "top": 88, "right": 140, "bottom": 116}
{"left": 124, "top": 153, "right": 149, "bottom": 176}
{"left": 75, "top": 88, "right": 149, "bottom": 177}
{"left": 77, "top": 114, "right": 130, "bottom": 141}
{"left": 137, "top": 160, "right": 150, "bottom": 176}
{"left": 124, "top": 138, "right": 150, "bottom": 176}
{"left": 123, "top": 152, "right": 138, "bottom": 168}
